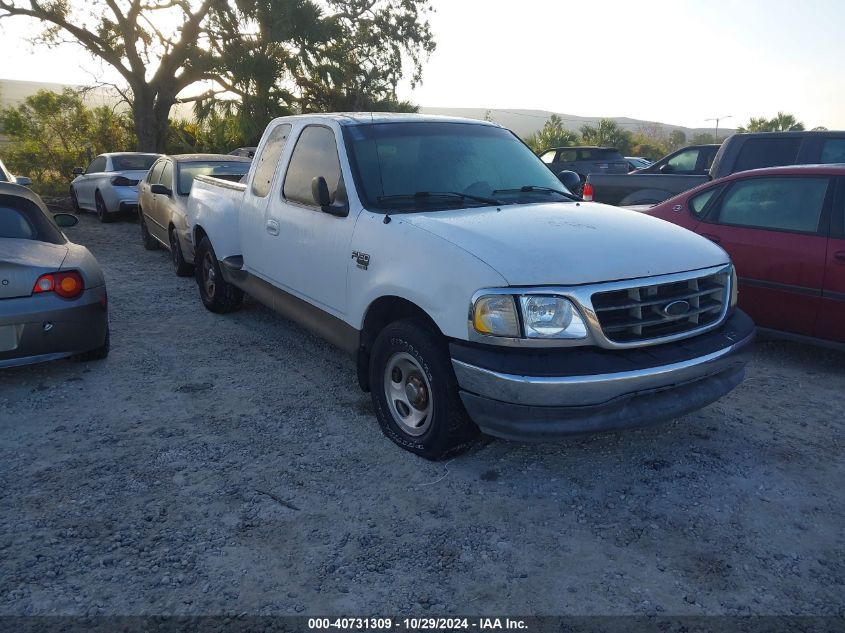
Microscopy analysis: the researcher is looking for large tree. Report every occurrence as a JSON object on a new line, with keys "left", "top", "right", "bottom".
{"left": 0, "top": 0, "right": 434, "bottom": 152}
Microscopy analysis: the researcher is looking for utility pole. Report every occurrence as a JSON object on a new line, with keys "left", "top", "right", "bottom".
{"left": 705, "top": 115, "right": 733, "bottom": 138}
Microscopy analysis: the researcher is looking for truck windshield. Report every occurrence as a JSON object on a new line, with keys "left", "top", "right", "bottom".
{"left": 343, "top": 122, "right": 571, "bottom": 211}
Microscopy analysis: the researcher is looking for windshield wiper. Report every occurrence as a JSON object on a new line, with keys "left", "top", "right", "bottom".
{"left": 493, "top": 185, "right": 580, "bottom": 202}
{"left": 377, "top": 191, "right": 503, "bottom": 206}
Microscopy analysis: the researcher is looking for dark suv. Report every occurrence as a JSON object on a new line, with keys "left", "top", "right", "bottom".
{"left": 538, "top": 146, "right": 629, "bottom": 183}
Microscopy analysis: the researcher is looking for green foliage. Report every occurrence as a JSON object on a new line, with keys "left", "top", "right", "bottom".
{"left": 524, "top": 115, "right": 578, "bottom": 153}
{"left": 668, "top": 129, "right": 687, "bottom": 152}
{"left": 737, "top": 111, "right": 805, "bottom": 133}
{"left": 579, "top": 119, "right": 633, "bottom": 155}
{"left": 0, "top": 89, "right": 135, "bottom": 195}
{"left": 690, "top": 132, "right": 720, "bottom": 145}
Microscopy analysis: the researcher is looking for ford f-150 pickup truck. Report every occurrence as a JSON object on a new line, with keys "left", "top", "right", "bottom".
{"left": 186, "top": 113, "right": 754, "bottom": 459}
{"left": 585, "top": 131, "right": 845, "bottom": 206}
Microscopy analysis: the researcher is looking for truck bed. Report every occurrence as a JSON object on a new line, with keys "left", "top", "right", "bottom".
{"left": 186, "top": 175, "right": 248, "bottom": 261}
{"left": 586, "top": 173, "right": 710, "bottom": 206}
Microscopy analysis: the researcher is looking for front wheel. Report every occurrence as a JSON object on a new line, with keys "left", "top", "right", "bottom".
{"left": 369, "top": 319, "right": 478, "bottom": 460}
{"left": 195, "top": 236, "right": 243, "bottom": 313}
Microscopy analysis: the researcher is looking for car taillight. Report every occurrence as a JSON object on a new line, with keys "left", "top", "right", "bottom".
{"left": 32, "top": 271, "right": 85, "bottom": 299}
{"left": 112, "top": 176, "right": 139, "bottom": 186}
{"left": 582, "top": 182, "right": 594, "bottom": 201}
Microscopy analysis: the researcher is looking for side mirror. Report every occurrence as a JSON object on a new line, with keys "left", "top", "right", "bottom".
{"left": 53, "top": 213, "right": 79, "bottom": 228}
{"left": 15, "top": 176, "right": 32, "bottom": 187}
{"left": 72, "top": 167, "right": 84, "bottom": 176}
{"left": 557, "top": 170, "right": 584, "bottom": 197}
{"left": 150, "top": 183, "right": 172, "bottom": 196}
{"left": 311, "top": 176, "right": 349, "bottom": 217}
{"left": 311, "top": 176, "right": 331, "bottom": 207}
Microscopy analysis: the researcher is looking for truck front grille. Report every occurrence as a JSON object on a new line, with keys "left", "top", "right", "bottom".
{"left": 591, "top": 270, "right": 730, "bottom": 344}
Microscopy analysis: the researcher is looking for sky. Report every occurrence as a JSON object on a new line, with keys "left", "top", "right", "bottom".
{"left": 0, "top": 0, "right": 842, "bottom": 130}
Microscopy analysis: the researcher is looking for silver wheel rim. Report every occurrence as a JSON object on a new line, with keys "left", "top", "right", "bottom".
{"left": 202, "top": 251, "right": 216, "bottom": 298}
{"left": 383, "top": 352, "right": 433, "bottom": 436}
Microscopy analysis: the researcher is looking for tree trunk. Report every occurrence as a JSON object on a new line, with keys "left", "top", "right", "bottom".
{"left": 131, "top": 84, "right": 174, "bottom": 153}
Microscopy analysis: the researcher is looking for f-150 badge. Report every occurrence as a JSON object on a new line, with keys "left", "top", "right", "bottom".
{"left": 352, "top": 251, "right": 370, "bottom": 270}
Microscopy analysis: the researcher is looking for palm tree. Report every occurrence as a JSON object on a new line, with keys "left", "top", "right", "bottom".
{"left": 769, "top": 112, "right": 805, "bottom": 132}
{"left": 524, "top": 115, "right": 578, "bottom": 152}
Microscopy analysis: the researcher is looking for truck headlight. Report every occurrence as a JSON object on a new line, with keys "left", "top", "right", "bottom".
{"left": 472, "top": 295, "right": 520, "bottom": 337}
{"left": 730, "top": 266, "right": 738, "bottom": 308}
{"left": 520, "top": 296, "right": 588, "bottom": 339}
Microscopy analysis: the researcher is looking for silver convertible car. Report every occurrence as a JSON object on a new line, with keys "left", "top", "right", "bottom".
{"left": 0, "top": 182, "right": 109, "bottom": 368}
{"left": 70, "top": 152, "right": 160, "bottom": 222}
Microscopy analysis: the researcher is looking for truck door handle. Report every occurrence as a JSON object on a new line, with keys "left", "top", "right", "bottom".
{"left": 700, "top": 233, "right": 721, "bottom": 244}
{"left": 835, "top": 250, "right": 845, "bottom": 262}
{"left": 266, "top": 219, "right": 280, "bottom": 236}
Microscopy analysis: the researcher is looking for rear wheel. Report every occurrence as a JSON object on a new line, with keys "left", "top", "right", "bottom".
{"left": 369, "top": 318, "right": 478, "bottom": 460}
{"left": 138, "top": 208, "right": 158, "bottom": 250}
{"left": 95, "top": 191, "right": 113, "bottom": 223}
{"left": 169, "top": 228, "right": 193, "bottom": 277}
{"left": 70, "top": 327, "right": 110, "bottom": 362}
{"left": 195, "top": 236, "right": 243, "bottom": 313}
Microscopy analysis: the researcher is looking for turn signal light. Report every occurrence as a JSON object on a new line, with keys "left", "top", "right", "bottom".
{"left": 32, "top": 271, "right": 85, "bottom": 299}
{"left": 582, "top": 182, "right": 594, "bottom": 201}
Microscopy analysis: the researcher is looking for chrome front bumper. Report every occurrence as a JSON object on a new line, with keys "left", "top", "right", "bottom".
{"left": 451, "top": 310, "right": 755, "bottom": 441}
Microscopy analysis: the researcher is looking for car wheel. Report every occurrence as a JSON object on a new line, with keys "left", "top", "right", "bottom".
{"left": 195, "top": 236, "right": 243, "bottom": 313}
{"left": 369, "top": 318, "right": 478, "bottom": 460}
{"left": 138, "top": 208, "right": 158, "bottom": 250}
{"left": 94, "top": 191, "right": 113, "bottom": 223}
{"left": 169, "top": 228, "right": 194, "bottom": 277}
{"left": 69, "top": 186, "right": 81, "bottom": 212}
{"left": 70, "top": 327, "right": 110, "bottom": 362}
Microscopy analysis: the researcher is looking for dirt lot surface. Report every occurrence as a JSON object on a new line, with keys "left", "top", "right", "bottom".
{"left": 1, "top": 212, "right": 844, "bottom": 617}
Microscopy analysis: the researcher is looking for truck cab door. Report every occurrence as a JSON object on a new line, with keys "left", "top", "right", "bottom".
{"left": 271, "top": 124, "right": 357, "bottom": 316}
{"left": 240, "top": 123, "right": 293, "bottom": 281}
{"left": 695, "top": 174, "right": 831, "bottom": 336}
{"left": 817, "top": 178, "right": 845, "bottom": 343}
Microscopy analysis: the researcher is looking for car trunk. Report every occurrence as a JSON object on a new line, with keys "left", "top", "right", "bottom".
{"left": 0, "top": 239, "right": 68, "bottom": 299}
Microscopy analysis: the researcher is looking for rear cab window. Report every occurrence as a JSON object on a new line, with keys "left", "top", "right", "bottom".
{"left": 251, "top": 124, "right": 292, "bottom": 197}
{"left": 820, "top": 139, "right": 845, "bottom": 164}
{"left": 579, "top": 149, "right": 623, "bottom": 161}
{"left": 733, "top": 138, "right": 802, "bottom": 172}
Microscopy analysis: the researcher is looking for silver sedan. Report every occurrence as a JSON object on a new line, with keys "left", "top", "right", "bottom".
{"left": 70, "top": 152, "right": 161, "bottom": 223}
{"left": 0, "top": 182, "right": 109, "bottom": 368}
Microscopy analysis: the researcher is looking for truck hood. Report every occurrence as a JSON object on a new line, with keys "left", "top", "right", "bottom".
{"left": 399, "top": 201, "right": 729, "bottom": 286}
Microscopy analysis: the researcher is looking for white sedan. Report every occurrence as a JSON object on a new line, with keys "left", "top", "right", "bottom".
{"left": 70, "top": 152, "right": 160, "bottom": 222}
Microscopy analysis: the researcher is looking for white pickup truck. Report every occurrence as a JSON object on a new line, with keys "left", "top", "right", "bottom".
{"left": 186, "top": 114, "right": 754, "bottom": 459}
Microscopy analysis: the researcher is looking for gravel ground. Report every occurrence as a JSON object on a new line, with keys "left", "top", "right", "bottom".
{"left": 1, "top": 212, "right": 843, "bottom": 617}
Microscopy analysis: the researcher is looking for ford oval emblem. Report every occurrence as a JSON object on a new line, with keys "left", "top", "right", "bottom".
{"left": 662, "top": 300, "right": 691, "bottom": 317}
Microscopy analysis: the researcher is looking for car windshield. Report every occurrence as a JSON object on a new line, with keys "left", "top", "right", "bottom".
{"left": 0, "top": 195, "right": 65, "bottom": 244}
{"left": 344, "top": 122, "right": 571, "bottom": 211}
{"left": 111, "top": 154, "right": 159, "bottom": 171}
{"left": 177, "top": 161, "right": 251, "bottom": 195}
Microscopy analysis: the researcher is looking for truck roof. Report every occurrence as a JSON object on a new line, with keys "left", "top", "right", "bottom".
{"left": 715, "top": 163, "right": 845, "bottom": 181}
{"left": 268, "top": 112, "right": 502, "bottom": 128}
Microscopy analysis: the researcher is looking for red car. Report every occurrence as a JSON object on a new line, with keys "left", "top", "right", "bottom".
{"left": 645, "top": 165, "right": 844, "bottom": 347}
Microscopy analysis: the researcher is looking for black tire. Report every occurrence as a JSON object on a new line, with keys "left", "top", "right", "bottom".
{"left": 138, "top": 208, "right": 158, "bottom": 250}
{"left": 70, "top": 327, "right": 110, "bottom": 362}
{"left": 169, "top": 228, "right": 194, "bottom": 277}
{"left": 94, "top": 191, "right": 113, "bottom": 223}
{"left": 369, "top": 318, "right": 478, "bottom": 460}
{"left": 195, "top": 236, "right": 243, "bottom": 313}
{"left": 69, "top": 186, "right": 81, "bottom": 212}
